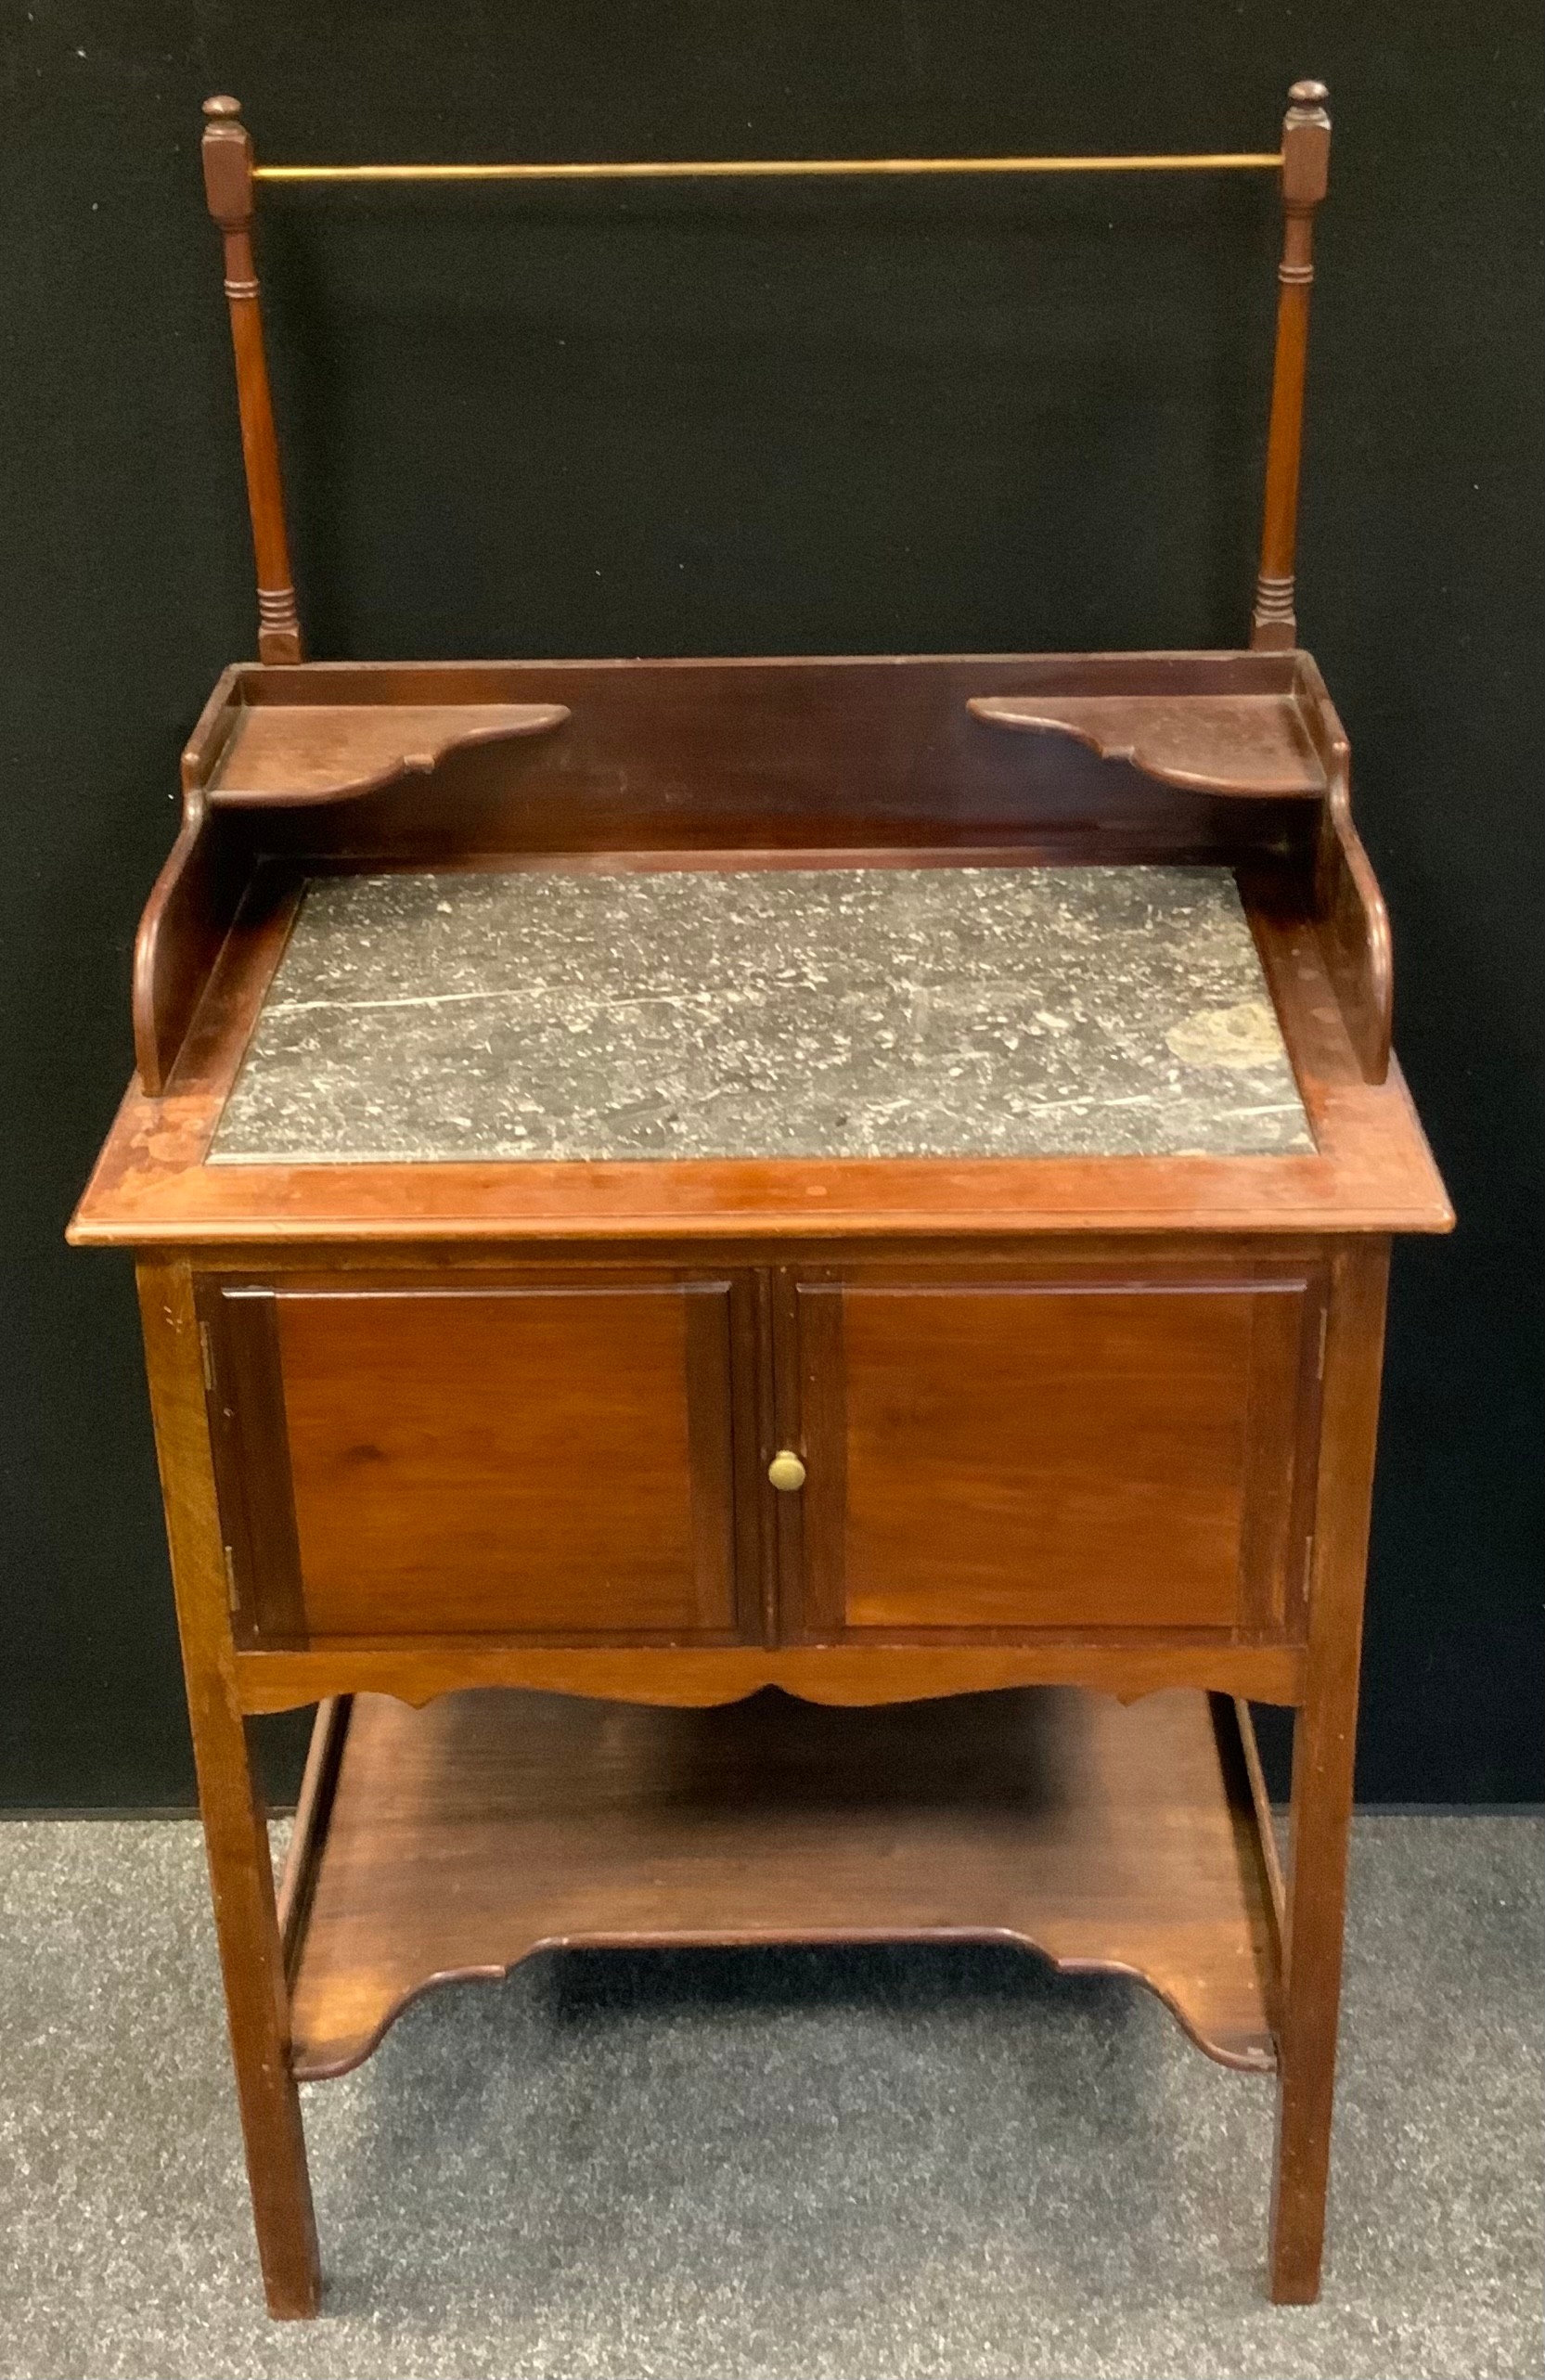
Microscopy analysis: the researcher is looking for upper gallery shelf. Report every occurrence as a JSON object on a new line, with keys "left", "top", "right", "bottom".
{"left": 187, "top": 652, "right": 1330, "bottom": 814}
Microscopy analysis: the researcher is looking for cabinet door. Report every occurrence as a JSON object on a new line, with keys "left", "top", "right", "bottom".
{"left": 203, "top": 1277, "right": 752, "bottom": 1643}
{"left": 778, "top": 1270, "right": 1318, "bottom": 1640}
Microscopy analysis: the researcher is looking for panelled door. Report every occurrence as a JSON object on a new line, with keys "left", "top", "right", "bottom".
{"left": 201, "top": 1275, "right": 754, "bottom": 1644}
{"left": 200, "top": 1256, "right": 1320, "bottom": 1653}
{"left": 772, "top": 1265, "right": 1321, "bottom": 1641}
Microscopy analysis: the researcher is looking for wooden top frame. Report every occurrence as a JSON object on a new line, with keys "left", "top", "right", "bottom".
{"left": 71, "top": 645, "right": 1449, "bottom": 1247}
{"left": 70, "top": 84, "right": 1449, "bottom": 1252}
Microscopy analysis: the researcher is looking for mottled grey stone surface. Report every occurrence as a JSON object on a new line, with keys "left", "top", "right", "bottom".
{"left": 1, "top": 1815, "right": 1539, "bottom": 2378}
{"left": 212, "top": 865, "right": 1312, "bottom": 1165}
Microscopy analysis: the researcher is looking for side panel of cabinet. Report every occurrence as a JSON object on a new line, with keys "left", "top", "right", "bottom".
{"left": 776, "top": 1268, "right": 1320, "bottom": 1641}
{"left": 202, "top": 1276, "right": 757, "bottom": 1644}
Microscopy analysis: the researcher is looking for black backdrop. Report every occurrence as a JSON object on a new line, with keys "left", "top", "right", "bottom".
{"left": 2, "top": 4, "right": 1539, "bottom": 1808}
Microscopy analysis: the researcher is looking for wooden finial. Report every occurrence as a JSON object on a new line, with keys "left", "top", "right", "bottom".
{"left": 200, "top": 96, "right": 303, "bottom": 663}
{"left": 201, "top": 96, "right": 255, "bottom": 230}
{"left": 1251, "top": 80, "right": 1332, "bottom": 650}
{"left": 1282, "top": 81, "right": 1331, "bottom": 201}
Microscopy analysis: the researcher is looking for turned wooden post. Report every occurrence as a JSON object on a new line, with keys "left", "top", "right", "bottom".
{"left": 200, "top": 96, "right": 303, "bottom": 663}
{"left": 1251, "top": 80, "right": 1332, "bottom": 652}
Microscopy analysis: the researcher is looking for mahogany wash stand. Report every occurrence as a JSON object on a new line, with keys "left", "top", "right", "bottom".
{"left": 72, "top": 84, "right": 1450, "bottom": 2317}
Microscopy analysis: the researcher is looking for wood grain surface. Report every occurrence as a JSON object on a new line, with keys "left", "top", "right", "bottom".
{"left": 785, "top": 1276, "right": 1314, "bottom": 1636}
{"left": 211, "top": 1280, "right": 748, "bottom": 1641}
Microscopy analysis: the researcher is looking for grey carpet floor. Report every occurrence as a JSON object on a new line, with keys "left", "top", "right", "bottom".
{"left": 0, "top": 1815, "right": 1539, "bottom": 2380}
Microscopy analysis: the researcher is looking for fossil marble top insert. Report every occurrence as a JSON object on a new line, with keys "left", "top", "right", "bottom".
{"left": 210, "top": 864, "right": 1312, "bottom": 1165}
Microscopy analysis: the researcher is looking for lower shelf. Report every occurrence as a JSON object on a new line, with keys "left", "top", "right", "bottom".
{"left": 280, "top": 1684, "right": 1282, "bottom": 2082}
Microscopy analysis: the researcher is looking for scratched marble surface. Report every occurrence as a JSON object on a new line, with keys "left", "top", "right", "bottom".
{"left": 210, "top": 865, "right": 1312, "bottom": 1164}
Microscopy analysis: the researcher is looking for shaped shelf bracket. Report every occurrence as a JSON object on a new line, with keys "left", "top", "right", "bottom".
{"left": 207, "top": 700, "right": 571, "bottom": 808}
{"left": 968, "top": 691, "right": 1326, "bottom": 799}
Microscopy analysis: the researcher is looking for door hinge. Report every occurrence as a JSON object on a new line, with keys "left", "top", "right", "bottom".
{"left": 222, "top": 1544, "right": 239, "bottom": 1614}
{"left": 1315, "top": 1302, "right": 1329, "bottom": 1380}
{"left": 199, "top": 1320, "right": 217, "bottom": 1395}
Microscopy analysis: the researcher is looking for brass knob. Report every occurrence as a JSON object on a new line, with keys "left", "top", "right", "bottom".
{"left": 767, "top": 1449, "right": 806, "bottom": 1492}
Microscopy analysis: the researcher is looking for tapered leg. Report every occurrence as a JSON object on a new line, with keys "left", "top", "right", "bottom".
{"left": 1269, "top": 1677, "right": 1359, "bottom": 2299}
{"left": 138, "top": 1261, "right": 321, "bottom": 2318}
{"left": 1269, "top": 1239, "right": 1390, "bottom": 2303}
{"left": 186, "top": 1677, "right": 320, "bottom": 2315}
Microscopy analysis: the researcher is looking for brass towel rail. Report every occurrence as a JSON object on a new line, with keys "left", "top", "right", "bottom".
{"left": 252, "top": 152, "right": 1283, "bottom": 183}
{"left": 199, "top": 84, "right": 1330, "bottom": 666}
